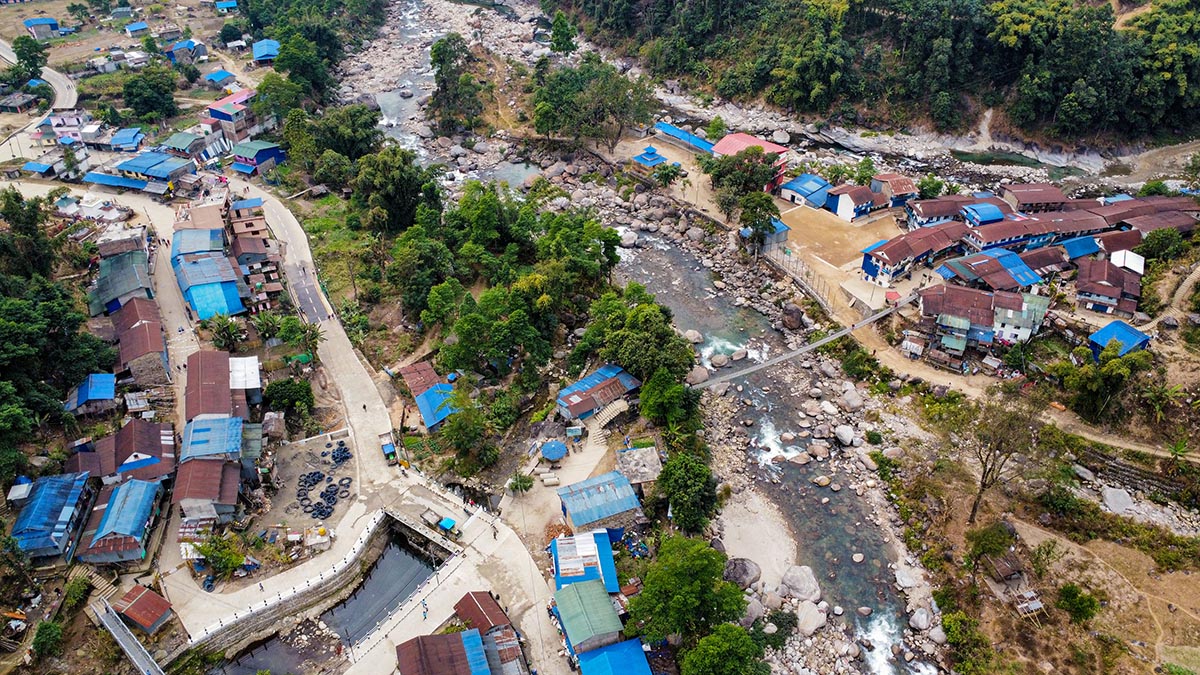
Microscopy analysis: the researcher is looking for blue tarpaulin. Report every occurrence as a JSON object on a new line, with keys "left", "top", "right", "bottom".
{"left": 91, "top": 479, "right": 157, "bottom": 545}
{"left": 578, "top": 639, "right": 653, "bottom": 675}
{"left": 1061, "top": 236, "right": 1101, "bottom": 259}
{"left": 459, "top": 629, "right": 490, "bottom": 675}
{"left": 653, "top": 121, "right": 714, "bottom": 154}
{"left": 230, "top": 197, "right": 263, "bottom": 210}
{"left": 541, "top": 440, "right": 567, "bottom": 461}
{"left": 65, "top": 374, "right": 116, "bottom": 411}
{"left": 438, "top": 517, "right": 456, "bottom": 530}
{"left": 230, "top": 161, "right": 256, "bottom": 174}
{"left": 11, "top": 472, "right": 89, "bottom": 558}
{"left": 84, "top": 172, "right": 148, "bottom": 190}
{"left": 557, "top": 471, "right": 640, "bottom": 529}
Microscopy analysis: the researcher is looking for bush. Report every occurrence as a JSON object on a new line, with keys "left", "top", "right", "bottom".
{"left": 941, "top": 611, "right": 994, "bottom": 675}
{"left": 62, "top": 577, "right": 91, "bottom": 613}
{"left": 965, "top": 522, "right": 1014, "bottom": 562}
{"left": 1056, "top": 584, "right": 1099, "bottom": 624}
{"left": 32, "top": 621, "right": 63, "bottom": 658}
{"left": 865, "top": 430, "right": 883, "bottom": 445}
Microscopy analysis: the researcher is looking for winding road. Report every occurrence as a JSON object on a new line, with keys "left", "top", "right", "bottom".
{"left": 0, "top": 38, "right": 77, "bottom": 108}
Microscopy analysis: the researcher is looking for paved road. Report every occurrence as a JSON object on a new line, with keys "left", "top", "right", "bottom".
{"left": 0, "top": 39, "right": 78, "bottom": 108}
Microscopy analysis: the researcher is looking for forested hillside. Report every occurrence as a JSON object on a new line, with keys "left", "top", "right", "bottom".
{"left": 547, "top": 0, "right": 1200, "bottom": 140}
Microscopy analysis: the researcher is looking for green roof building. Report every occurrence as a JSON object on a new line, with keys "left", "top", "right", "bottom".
{"left": 554, "top": 579, "right": 622, "bottom": 655}
{"left": 89, "top": 250, "right": 152, "bottom": 316}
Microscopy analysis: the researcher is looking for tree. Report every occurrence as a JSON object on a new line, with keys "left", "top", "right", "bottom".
{"left": 252, "top": 72, "right": 305, "bottom": 121}
{"left": 352, "top": 146, "right": 440, "bottom": 233}
{"left": 281, "top": 109, "right": 318, "bottom": 170}
{"left": 299, "top": 322, "right": 326, "bottom": 359}
{"left": 263, "top": 378, "right": 314, "bottom": 413}
{"left": 196, "top": 534, "right": 243, "bottom": 578}
{"left": 738, "top": 190, "right": 780, "bottom": 254}
{"left": 420, "top": 278, "right": 465, "bottom": 328}
{"left": 276, "top": 35, "right": 331, "bottom": 98}
{"left": 141, "top": 34, "right": 158, "bottom": 54}
{"left": 312, "top": 104, "right": 383, "bottom": 161}
{"left": 652, "top": 163, "right": 683, "bottom": 192}
{"left": 251, "top": 310, "right": 282, "bottom": 340}
{"left": 550, "top": 10, "right": 577, "bottom": 55}
{"left": 640, "top": 367, "right": 690, "bottom": 425}
{"left": 86, "top": 0, "right": 111, "bottom": 13}
{"left": 123, "top": 66, "right": 178, "bottom": 119}
{"left": 681, "top": 624, "right": 766, "bottom": 675}
{"left": 509, "top": 471, "right": 534, "bottom": 494}
{"left": 853, "top": 156, "right": 876, "bottom": 185}
{"left": 177, "top": 62, "right": 200, "bottom": 84}
{"left": 965, "top": 390, "right": 1042, "bottom": 523}
{"left": 219, "top": 22, "right": 243, "bottom": 45}
{"left": 67, "top": 2, "right": 90, "bottom": 24}
{"left": 627, "top": 536, "right": 745, "bottom": 645}
{"left": 657, "top": 452, "right": 719, "bottom": 532}
{"left": 917, "top": 173, "right": 945, "bottom": 199}
{"left": 439, "top": 382, "right": 489, "bottom": 459}
{"left": 705, "top": 116, "right": 726, "bottom": 140}
{"left": 11, "top": 36, "right": 47, "bottom": 83}
{"left": 1137, "top": 228, "right": 1187, "bottom": 260}
{"left": 313, "top": 149, "right": 353, "bottom": 188}
{"left": 1142, "top": 383, "right": 1184, "bottom": 423}
{"left": 532, "top": 54, "right": 654, "bottom": 150}
{"left": 31, "top": 621, "right": 62, "bottom": 658}
{"left": 1138, "top": 180, "right": 1174, "bottom": 197}
{"left": 430, "top": 33, "right": 482, "bottom": 134}
{"left": 702, "top": 146, "right": 778, "bottom": 198}
{"left": 62, "top": 577, "right": 90, "bottom": 613}
{"left": 1049, "top": 342, "right": 1153, "bottom": 422}
{"left": 1056, "top": 583, "right": 1099, "bottom": 624}
{"left": 206, "top": 314, "right": 244, "bottom": 351}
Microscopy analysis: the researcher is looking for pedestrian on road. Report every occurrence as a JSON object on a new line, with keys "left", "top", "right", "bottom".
{"left": 421, "top": 599, "right": 427, "bottom": 609}
{"left": 258, "top": 583, "right": 264, "bottom": 592}
{"left": 362, "top": 404, "right": 366, "bottom": 411}
{"left": 422, "top": 608, "right": 427, "bottom": 620}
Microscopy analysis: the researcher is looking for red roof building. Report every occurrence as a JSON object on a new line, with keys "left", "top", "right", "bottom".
{"left": 710, "top": 133, "right": 790, "bottom": 190}
{"left": 173, "top": 459, "right": 240, "bottom": 523}
{"left": 113, "top": 585, "right": 173, "bottom": 634}
{"left": 455, "top": 591, "right": 510, "bottom": 634}
{"left": 185, "top": 350, "right": 231, "bottom": 421}
{"left": 65, "top": 418, "right": 176, "bottom": 483}
{"left": 399, "top": 361, "right": 441, "bottom": 397}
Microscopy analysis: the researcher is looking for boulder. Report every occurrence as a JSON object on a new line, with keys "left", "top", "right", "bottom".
{"left": 1103, "top": 486, "right": 1133, "bottom": 515}
{"left": 686, "top": 227, "right": 705, "bottom": 241}
{"left": 856, "top": 606, "right": 873, "bottom": 617}
{"left": 731, "top": 348, "right": 748, "bottom": 361}
{"left": 619, "top": 232, "right": 638, "bottom": 248}
{"left": 1163, "top": 315, "right": 1180, "bottom": 329}
{"left": 740, "top": 597, "right": 765, "bottom": 627}
{"left": 909, "top": 607, "right": 931, "bottom": 631}
{"left": 790, "top": 452, "right": 812, "bottom": 465}
{"left": 684, "top": 329, "right": 704, "bottom": 344}
{"left": 685, "top": 365, "right": 710, "bottom": 385}
{"left": 928, "top": 625, "right": 947, "bottom": 645}
{"left": 711, "top": 354, "right": 730, "bottom": 368}
{"left": 1072, "top": 464, "right": 1095, "bottom": 483}
{"left": 795, "top": 600, "right": 827, "bottom": 636}
{"left": 763, "top": 591, "right": 784, "bottom": 611}
{"left": 779, "top": 565, "right": 821, "bottom": 602}
{"left": 819, "top": 361, "right": 840, "bottom": 379}
{"left": 857, "top": 449, "right": 877, "bottom": 471}
{"left": 834, "top": 425, "right": 855, "bottom": 446}
{"left": 839, "top": 389, "right": 865, "bottom": 412}
{"left": 772, "top": 129, "right": 791, "bottom": 145}
{"left": 724, "top": 558, "right": 762, "bottom": 589}
{"left": 782, "top": 303, "right": 805, "bottom": 331}
{"left": 812, "top": 475, "right": 831, "bottom": 487}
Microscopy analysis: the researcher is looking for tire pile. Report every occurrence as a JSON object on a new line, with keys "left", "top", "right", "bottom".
{"left": 295, "top": 440, "right": 354, "bottom": 520}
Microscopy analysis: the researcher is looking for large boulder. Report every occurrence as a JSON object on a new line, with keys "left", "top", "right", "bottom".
{"left": 772, "top": 129, "right": 791, "bottom": 145}
{"left": 909, "top": 607, "right": 931, "bottom": 631}
{"left": 782, "top": 303, "right": 805, "bottom": 331}
{"left": 685, "top": 365, "right": 711, "bottom": 385}
{"left": 834, "top": 425, "right": 855, "bottom": 446}
{"left": 779, "top": 565, "right": 821, "bottom": 602}
{"left": 1103, "top": 487, "right": 1133, "bottom": 514}
{"left": 839, "top": 389, "right": 864, "bottom": 412}
{"left": 740, "top": 597, "right": 765, "bottom": 628}
{"left": 686, "top": 227, "right": 705, "bottom": 241}
{"left": 684, "top": 329, "right": 704, "bottom": 344}
{"left": 795, "top": 600, "right": 827, "bottom": 636}
{"left": 724, "top": 558, "right": 762, "bottom": 589}
{"left": 619, "top": 232, "right": 638, "bottom": 248}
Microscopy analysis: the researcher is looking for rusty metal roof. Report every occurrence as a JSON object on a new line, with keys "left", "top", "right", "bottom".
{"left": 185, "top": 350, "right": 231, "bottom": 421}
{"left": 113, "top": 584, "right": 172, "bottom": 630}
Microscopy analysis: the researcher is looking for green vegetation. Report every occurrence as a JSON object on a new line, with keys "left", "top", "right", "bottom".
{"left": 1056, "top": 583, "right": 1100, "bottom": 624}
{"left": 509, "top": 471, "right": 534, "bottom": 494}
{"left": 32, "top": 621, "right": 63, "bottom": 658}
{"left": 123, "top": 65, "right": 179, "bottom": 121}
{"left": 4, "top": 36, "right": 48, "bottom": 86}
{"left": 571, "top": 282, "right": 694, "bottom": 381}
{"left": 655, "top": 452, "right": 719, "bottom": 532}
{"left": 532, "top": 52, "right": 655, "bottom": 150}
{"left": 62, "top": 577, "right": 91, "bottom": 613}
{"left": 941, "top": 611, "right": 996, "bottom": 675}
{"left": 627, "top": 536, "right": 746, "bottom": 646}
{"left": 681, "top": 623, "right": 768, "bottom": 675}
{"left": 196, "top": 535, "right": 245, "bottom": 579}
{"left": 964, "top": 522, "right": 1015, "bottom": 563}
{"left": 263, "top": 378, "right": 315, "bottom": 415}
{"left": 1047, "top": 340, "right": 1153, "bottom": 423}
{"left": 430, "top": 33, "right": 483, "bottom": 134}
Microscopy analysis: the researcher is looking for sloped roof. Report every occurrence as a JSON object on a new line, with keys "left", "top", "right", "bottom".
{"left": 113, "top": 585, "right": 171, "bottom": 631}
{"left": 1089, "top": 320, "right": 1150, "bottom": 356}
{"left": 12, "top": 472, "right": 89, "bottom": 555}
{"left": 171, "top": 228, "right": 224, "bottom": 258}
{"left": 205, "top": 69, "right": 235, "bottom": 83}
{"left": 84, "top": 479, "right": 159, "bottom": 556}
{"left": 118, "top": 319, "right": 164, "bottom": 365}
{"left": 918, "top": 284, "right": 1022, "bottom": 327}
{"left": 396, "top": 629, "right": 488, "bottom": 675}
{"left": 711, "top": 132, "right": 787, "bottom": 157}
{"left": 907, "top": 194, "right": 976, "bottom": 220}
{"left": 229, "top": 356, "right": 261, "bottom": 390}
{"left": 1095, "top": 229, "right": 1143, "bottom": 254}
{"left": 162, "top": 131, "right": 200, "bottom": 152}
{"left": 1002, "top": 183, "right": 1067, "bottom": 205}
{"left": 555, "top": 579, "right": 622, "bottom": 652}
{"left": 556, "top": 471, "right": 640, "bottom": 528}
{"left": 185, "top": 350, "right": 231, "bottom": 420}
{"left": 615, "top": 446, "right": 663, "bottom": 486}
{"left": 65, "top": 373, "right": 117, "bottom": 411}
{"left": 416, "top": 383, "right": 457, "bottom": 428}
{"left": 181, "top": 414, "right": 243, "bottom": 462}
{"left": 828, "top": 184, "right": 875, "bottom": 205}
{"left": 1124, "top": 210, "right": 1199, "bottom": 234}
{"left": 867, "top": 221, "right": 968, "bottom": 265}
{"left": 251, "top": 39, "right": 279, "bottom": 60}
{"left": 112, "top": 297, "right": 159, "bottom": 333}
{"left": 455, "top": 591, "right": 511, "bottom": 634}
{"left": 66, "top": 418, "right": 175, "bottom": 482}
{"left": 172, "top": 459, "right": 239, "bottom": 505}
{"left": 551, "top": 530, "right": 619, "bottom": 592}
{"left": 577, "top": 639, "right": 652, "bottom": 675}
{"left": 557, "top": 364, "right": 640, "bottom": 418}
{"left": 399, "top": 361, "right": 440, "bottom": 397}
{"left": 1076, "top": 258, "right": 1140, "bottom": 299}
{"left": 873, "top": 172, "right": 917, "bottom": 196}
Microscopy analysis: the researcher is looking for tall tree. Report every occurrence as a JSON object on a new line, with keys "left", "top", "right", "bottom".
{"left": 738, "top": 190, "right": 780, "bottom": 253}
{"left": 275, "top": 35, "right": 331, "bottom": 99}
{"left": 657, "top": 452, "right": 719, "bottom": 532}
{"left": 430, "top": 33, "right": 482, "bottom": 134}
{"left": 627, "top": 536, "right": 745, "bottom": 645}
{"left": 965, "top": 389, "right": 1043, "bottom": 523}
{"left": 681, "top": 624, "right": 766, "bottom": 675}
{"left": 122, "top": 66, "right": 178, "bottom": 119}
{"left": 11, "top": 36, "right": 48, "bottom": 83}
{"left": 311, "top": 104, "right": 382, "bottom": 161}
{"left": 352, "top": 146, "right": 439, "bottom": 233}
{"left": 550, "top": 10, "right": 577, "bottom": 55}
{"left": 252, "top": 72, "right": 305, "bottom": 121}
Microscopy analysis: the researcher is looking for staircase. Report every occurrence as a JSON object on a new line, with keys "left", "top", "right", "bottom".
{"left": 67, "top": 566, "right": 120, "bottom": 625}
{"left": 588, "top": 399, "right": 629, "bottom": 430}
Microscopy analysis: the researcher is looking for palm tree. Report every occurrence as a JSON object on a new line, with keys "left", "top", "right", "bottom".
{"left": 252, "top": 311, "right": 282, "bottom": 341}
{"left": 509, "top": 471, "right": 534, "bottom": 495}
{"left": 299, "top": 322, "right": 326, "bottom": 360}
{"left": 1142, "top": 383, "right": 1184, "bottom": 423}
{"left": 652, "top": 163, "right": 682, "bottom": 193}
{"left": 67, "top": 2, "right": 89, "bottom": 24}
{"left": 208, "top": 314, "right": 244, "bottom": 352}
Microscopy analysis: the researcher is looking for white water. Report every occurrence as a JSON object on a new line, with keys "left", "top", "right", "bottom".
{"left": 859, "top": 613, "right": 939, "bottom": 675}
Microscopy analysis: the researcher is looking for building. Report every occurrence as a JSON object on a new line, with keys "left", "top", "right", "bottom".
{"left": 110, "top": 127, "right": 146, "bottom": 152}
{"left": 825, "top": 184, "right": 877, "bottom": 221}
{"left": 113, "top": 298, "right": 170, "bottom": 386}
{"left": 42, "top": 109, "right": 94, "bottom": 143}
{"left": 1111, "top": 249, "right": 1146, "bottom": 275}
{"left": 999, "top": 183, "right": 1068, "bottom": 213}
{"left": 651, "top": 121, "right": 714, "bottom": 155}
{"left": 173, "top": 252, "right": 246, "bottom": 319}
{"left": 172, "top": 228, "right": 226, "bottom": 258}
{"left": 455, "top": 591, "right": 511, "bottom": 635}
{"left": 628, "top": 146, "right": 672, "bottom": 177}
{"left": 65, "top": 418, "right": 176, "bottom": 484}
{"left": 11, "top": 472, "right": 92, "bottom": 560}
{"left": 180, "top": 414, "right": 244, "bottom": 463}
{"left": 779, "top": 173, "right": 832, "bottom": 208}
{"left": 173, "top": 459, "right": 240, "bottom": 523}
{"left": 1075, "top": 258, "right": 1140, "bottom": 316}
{"left": 482, "top": 625, "right": 529, "bottom": 675}
{"left": 110, "top": 6, "right": 135, "bottom": 19}
{"left": 917, "top": 284, "right": 1050, "bottom": 353}
{"left": 230, "top": 355, "right": 262, "bottom": 403}
{"left": 711, "top": 132, "right": 789, "bottom": 190}
{"left": 554, "top": 579, "right": 622, "bottom": 655}
{"left": 22, "top": 139, "right": 92, "bottom": 181}
{"left": 112, "top": 585, "right": 173, "bottom": 634}
{"left": 415, "top": 383, "right": 458, "bottom": 432}
{"left": 870, "top": 173, "right": 918, "bottom": 207}
{"left": 124, "top": 21, "right": 150, "bottom": 37}
{"left": 1124, "top": 210, "right": 1200, "bottom": 235}
{"left": 935, "top": 249, "right": 1043, "bottom": 292}
{"left": 23, "top": 17, "right": 59, "bottom": 39}
{"left": 0, "top": 92, "right": 37, "bottom": 113}
{"left": 860, "top": 221, "right": 968, "bottom": 286}
{"left": 204, "top": 69, "right": 237, "bottom": 89}
{"left": 395, "top": 629, "right": 490, "bottom": 675}
{"left": 556, "top": 364, "right": 640, "bottom": 422}
{"left": 550, "top": 530, "right": 619, "bottom": 592}
{"left": 557, "top": 471, "right": 643, "bottom": 534}
{"left": 161, "top": 131, "right": 206, "bottom": 158}
{"left": 230, "top": 140, "right": 285, "bottom": 176}
{"left": 164, "top": 39, "right": 207, "bottom": 64}
{"left": 228, "top": 197, "right": 268, "bottom": 238}
{"left": 251, "top": 39, "right": 279, "bottom": 65}
{"left": 904, "top": 195, "right": 976, "bottom": 230}
{"left": 117, "top": 151, "right": 196, "bottom": 184}
{"left": 738, "top": 216, "right": 790, "bottom": 248}
{"left": 185, "top": 350, "right": 232, "bottom": 421}
{"left": 207, "top": 89, "right": 274, "bottom": 143}
{"left": 64, "top": 373, "right": 118, "bottom": 416}
{"left": 88, "top": 249, "right": 152, "bottom": 315}
{"left": 215, "top": 0, "right": 238, "bottom": 11}
{"left": 614, "top": 446, "right": 662, "bottom": 497}
{"left": 175, "top": 202, "right": 227, "bottom": 230}
{"left": 231, "top": 235, "right": 268, "bottom": 267}
{"left": 1089, "top": 320, "right": 1150, "bottom": 360}
{"left": 577, "top": 639, "right": 653, "bottom": 675}
{"left": 76, "top": 479, "right": 163, "bottom": 564}
{"left": 398, "top": 361, "right": 440, "bottom": 396}
{"left": 961, "top": 202, "right": 1008, "bottom": 228}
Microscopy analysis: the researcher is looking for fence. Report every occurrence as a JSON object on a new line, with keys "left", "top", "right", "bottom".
{"left": 763, "top": 243, "right": 833, "bottom": 316}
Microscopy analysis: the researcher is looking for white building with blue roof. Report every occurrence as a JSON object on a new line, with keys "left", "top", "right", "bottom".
{"left": 556, "top": 364, "right": 640, "bottom": 422}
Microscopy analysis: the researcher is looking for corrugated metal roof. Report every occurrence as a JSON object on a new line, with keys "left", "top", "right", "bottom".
{"left": 1061, "top": 236, "right": 1100, "bottom": 259}
{"left": 205, "top": 69, "right": 235, "bottom": 82}
{"left": 230, "top": 197, "right": 263, "bottom": 210}
{"left": 229, "top": 356, "right": 261, "bottom": 390}
{"left": 65, "top": 373, "right": 116, "bottom": 411}
{"left": 1089, "top": 320, "right": 1150, "bottom": 356}
{"left": 557, "top": 364, "right": 640, "bottom": 419}
{"left": 92, "top": 479, "right": 157, "bottom": 543}
{"left": 173, "top": 459, "right": 239, "bottom": 504}
{"left": 66, "top": 418, "right": 174, "bottom": 482}
{"left": 399, "top": 361, "right": 440, "bottom": 397}
{"left": 455, "top": 591, "right": 510, "bottom": 634}
{"left": 162, "top": 131, "right": 200, "bottom": 151}
{"left": 252, "top": 39, "right": 279, "bottom": 60}
{"left": 577, "top": 639, "right": 652, "bottom": 675}
{"left": 181, "top": 414, "right": 243, "bottom": 462}
{"left": 555, "top": 579, "right": 621, "bottom": 652}
{"left": 84, "top": 171, "right": 148, "bottom": 189}
{"left": 396, "top": 631, "right": 479, "bottom": 675}
{"left": 117, "top": 151, "right": 171, "bottom": 174}
{"left": 113, "top": 585, "right": 171, "bottom": 631}
{"left": 652, "top": 122, "right": 714, "bottom": 154}
{"left": 556, "top": 471, "right": 640, "bottom": 530}
{"left": 551, "top": 530, "right": 619, "bottom": 592}
{"left": 185, "top": 351, "right": 231, "bottom": 420}
{"left": 781, "top": 173, "right": 831, "bottom": 197}
{"left": 712, "top": 132, "right": 787, "bottom": 157}
{"left": 416, "top": 383, "right": 457, "bottom": 428}
{"left": 12, "top": 472, "right": 89, "bottom": 555}
{"left": 171, "top": 228, "right": 224, "bottom": 258}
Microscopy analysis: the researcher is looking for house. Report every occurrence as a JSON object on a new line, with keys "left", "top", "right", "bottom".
{"left": 779, "top": 173, "right": 831, "bottom": 208}
{"left": 225, "top": 39, "right": 247, "bottom": 51}
{"left": 88, "top": 249, "right": 152, "bottom": 316}
{"left": 251, "top": 38, "right": 280, "bottom": 65}
{"left": 65, "top": 418, "right": 176, "bottom": 484}
{"left": 960, "top": 218, "right": 1055, "bottom": 253}
{"left": 112, "top": 585, "right": 173, "bottom": 634}
{"left": 113, "top": 298, "right": 170, "bottom": 386}
{"left": 204, "top": 69, "right": 236, "bottom": 88}
{"left": 1124, "top": 210, "right": 1200, "bottom": 235}
{"left": 870, "top": 173, "right": 918, "bottom": 207}
{"left": 904, "top": 195, "right": 978, "bottom": 230}
{"left": 171, "top": 228, "right": 225, "bottom": 258}
{"left": 43, "top": 109, "right": 94, "bottom": 143}
{"left": 11, "top": 472, "right": 92, "bottom": 560}
{"left": 164, "top": 39, "right": 207, "bottom": 65}
{"left": 651, "top": 121, "right": 714, "bottom": 155}
{"left": 962, "top": 202, "right": 1009, "bottom": 228}
{"left": 1075, "top": 258, "right": 1140, "bottom": 316}
{"left": 124, "top": 21, "right": 149, "bottom": 37}
{"left": 455, "top": 591, "right": 512, "bottom": 635}
{"left": 185, "top": 351, "right": 232, "bottom": 421}
{"left": 208, "top": 89, "right": 273, "bottom": 143}
{"left": 23, "top": 17, "right": 59, "bottom": 40}
{"left": 482, "top": 625, "right": 529, "bottom": 675}
{"left": 155, "top": 24, "right": 183, "bottom": 41}
{"left": 117, "top": 151, "right": 196, "bottom": 184}
{"left": 935, "top": 249, "right": 1043, "bottom": 292}
{"left": 1096, "top": 229, "right": 1144, "bottom": 255}
{"left": 398, "top": 361, "right": 440, "bottom": 397}
{"left": 175, "top": 202, "right": 227, "bottom": 230}
{"left": 860, "top": 221, "right": 968, "bottom": 286}
{"left": 711, "top": 132, "right": 789, "bottom": 190}
{"left": 110, "top": 127, "right": 146, "bottom": 152}
{"left": 415, "top": 383, "right": 458, "bottom": 432}
{"left": 825, "top": 184, "right": 877, "bottom": 221}
{"left": 550, "top": 530, "right": 619, "bottom": 592}
{"left": 395, "top": 628, "right": 490, "bottom": 675}
{"left": 1088, "top": 320, "right": 1150, "bottom": 360}
{"left": 214, "top": 0, "right": 237, "bottom": 11}
{"left": 629, "top": 146, "right": 674, "bottom": 177}
{"left": 1017, "top": 246, "right": 1070, "bottom": 277}
{"left": 180, "top": 414, "right": 244, "bottom": 463}
{"left": 0, "top": 92, "right": 38, "bottom": 113}
{"left": 557, "top": 471, "right": 643, "bottom": 534}
{"left": 161, "top": 131, "right": 205, "bottom": 158}
{"left": 22, "top": 140, "right": 92, "bottom": 181}
{"left": 117, "top": 50, "right": 151, "bottom": 69}
{"left": 64, "top": 373, "right": 118, "bottom": 416}
{"left": 229, "top": 355, "right": 262, "bottom": 404}
{"left": 738, "top": 216, "right": 790, "bottom": 248}
{"left": 918, "top": 284, "right": 1049, "bottom": 349}
{"left": 228, "top": 197, "right": 267, "bottom": 237}
{"left": 554, "top": 579, "right": 623, "bottom": 655}
{"left": 556, "top": 364, "right": 640, "bottom": 422}
{"left": 76, "top": 479, "right": 163, "bottom": 564}
{"left": 173, "top": 253, "right": 246, "bottom": 319}
{"left": 615, "top": 446, "right": 662, "bottom": 497}
{"left": 577, "top": 639, "right": 653, "bottom": 675}
{"left": 173, "top": 459, "right": 240, "bottom": 523}
{"left": 230, "top": 140, "right": 285, "bottom": 175}
{"left": 999, "top": 183, "right": 1068, "bottom": 213}
{"left": 1060, "top": 236, "right": 1101, "bottom": 261}
{"left": 231, "top": 235, "right": 268, "bottom": 267}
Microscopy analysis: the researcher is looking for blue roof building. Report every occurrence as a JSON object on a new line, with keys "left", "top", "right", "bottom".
{"left": 557, "top": 471, "right": 642, "bottom": 535}
{"left": 77, "top": 479, "right": 162, "bottom": 564}
{"left": 110, "top": 127, "right": 145, "bottom": 152}
{"left": 173, "top": 252, "right": 245, "bottom": 319}
{"left": 415, "top": 383, "right": 458, "bottom": 431}
{"left": 23, "top": 17, "right": 59, "bottom": 39}
{"left": 84, "top": 171, "right": 148, "bottom": 190}
{"left": 550, "top": 530, "right": 619, "bottom": 592}
{"left": 631, "top": 146, "right": 675, "bottom": 173}
{"left": 1089, "top": 320, "right": 1150, "bottom": 360}
{"left": 204, "top": 69, "right": 236, "bottom": 87}
{"left": 577, "top": 639, "right": 652, "bottom": 675}
{"left": 739, "top": 216, "right": 790, "bottom": 247}
{"left": 11, "top": 472, "right": 91, "bottom": 560}
{"left": 556, "top": 364, "right": 640, "bottom": 421}
{"left": 395, "top": 628, "right": 490, "bottom": 674}
{"left": 252, "top": 39, "right": 279, "bottom": 63}
{"left": 215, "top": 0, "right": 238, "bottom": 10}
{"left": 125, "top": 21, "right": 149, "bottom": 37}
{"left": 180, "top": 414, "right": 244, "bottom": 463}
{"left": 962, "top": 202, "right": 1007, "bottom": 227}
{"left": 64, "top": 373, "right": 118, "bottom": 415}
{"left": 171, "top": 228, "right": 225, "bottom": 258}
{"left": 652, "top": 121, "right": 714, "bottom": 154}
{"left": 780, "top": 173, "right": 833, "bottom": 209}
{"left": 1061, "top": 236, "right": 1101, "bottom": 260}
